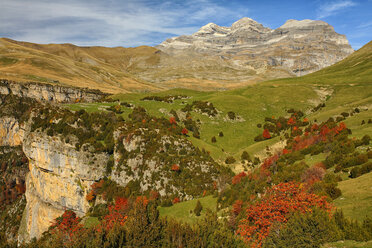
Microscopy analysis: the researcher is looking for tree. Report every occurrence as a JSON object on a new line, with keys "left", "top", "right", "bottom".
{"left": 225, "top": 156, "right": 236, "bottom": 164}
{"left": 194, "top": 200, "right": 203, "bottom": 216}
{"left": 211, "top": 136, "right": 217, "bottom": 143}
{"left": 241, "top": 151, "right": 250, "bottom": 161}
{"left": 264, "top": 208, "right": 342, "bottom": 248}
{"left": 50, "top": 210, "right": 85, "bottom": 245}
{"left": 237, "top": 182, "right": 333, "bottom": 248}
{"left": 219, "top": 131, "right": 224, "bottom": 137}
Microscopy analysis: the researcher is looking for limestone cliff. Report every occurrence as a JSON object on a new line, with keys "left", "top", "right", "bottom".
{"left": 0, "top": 117, "right": 24, "bottom": 146}
{"left": 18, "top": 131, "right": 109, "bottom": 243}
{"left": 0, "top": 79, "right": 108, "bottom": 103}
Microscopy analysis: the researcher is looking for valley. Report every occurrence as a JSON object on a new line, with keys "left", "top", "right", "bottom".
{"left": 0, "top": 16, "right": 371, "bottom": 248}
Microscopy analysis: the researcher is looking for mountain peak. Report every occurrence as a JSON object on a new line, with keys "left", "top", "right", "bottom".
{"left": 231, "top": 17, "right": 258, "bottom": 28}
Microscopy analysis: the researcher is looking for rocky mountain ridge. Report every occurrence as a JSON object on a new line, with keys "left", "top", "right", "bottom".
{"left": 156, "top": 18, "right": 353, "bottom": 77}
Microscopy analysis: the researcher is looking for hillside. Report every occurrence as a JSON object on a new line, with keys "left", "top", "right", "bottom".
{"left": 0, "top": 38, "right": 163, "bottom": 93}
{"left": 60, "top": 41, "right": 371, "bottom": 170}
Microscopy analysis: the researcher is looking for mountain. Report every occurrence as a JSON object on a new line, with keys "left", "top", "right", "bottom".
{"left": 0, "top": 18, "right": 354, "bottom": 92}
{"left": 268, "top": 40, "right": 372, "bottom": 85}
{"left": 155, "top": 18, "right": 353, "bottom": 82}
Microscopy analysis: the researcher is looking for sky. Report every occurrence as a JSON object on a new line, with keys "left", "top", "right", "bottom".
{"left": 0, "top": 0, "right": 371, "bottom": 49}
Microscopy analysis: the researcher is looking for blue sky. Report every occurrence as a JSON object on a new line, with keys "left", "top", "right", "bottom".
{"left": 0, "top": 0, "right": 371, "bottom": 49}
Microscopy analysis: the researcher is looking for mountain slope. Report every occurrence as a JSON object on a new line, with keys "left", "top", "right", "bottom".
{"left": 0, "top": 38, "right": 163, "bottom": 93}
{"left": 269, "top": 40, "right": 372, "bottom": 85}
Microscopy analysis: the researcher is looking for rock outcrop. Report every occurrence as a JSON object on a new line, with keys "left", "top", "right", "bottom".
{"left": 0, "top": 79, "right": 108, "bottom": 103}
{"left": 0, "top": 117, "right": 24, "bottom": 146}
{"left": 18, "top": 132, "right": 109, "bottom": 243}
{"left": 154, "top": 18, "right": 354, "bottom": 80}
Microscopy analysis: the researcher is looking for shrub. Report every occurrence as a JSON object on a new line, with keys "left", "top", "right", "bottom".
{"left": 225, "top": 156, "right": 236, "bottom": 164}
{"left": 241, "top": 151, "right": 250, "bottom": 161}
{"left": 194, "top": 200, "right": 203, "bottom": 216}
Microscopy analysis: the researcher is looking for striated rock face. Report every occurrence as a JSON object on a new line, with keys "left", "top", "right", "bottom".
{"left": 18, "top": 131, "right": 109, "bottom": 243}
{"left": 155, "top": 18, "right": 354, "bottom": 80}
{"left": 0, "top": 79, "right": 108, "bottom": 103}
{"left": 0, "top": 117, "right": 24, "bottom": 146}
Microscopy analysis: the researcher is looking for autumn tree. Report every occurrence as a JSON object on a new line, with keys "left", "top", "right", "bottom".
{"left": 237, "top": 182, "right": 333, "bottom": 248}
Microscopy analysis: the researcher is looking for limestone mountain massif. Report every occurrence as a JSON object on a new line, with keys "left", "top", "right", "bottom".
{"left": 155, "top": 18, "right": 353, "bottom": 83}
{"left": 0, "top": 18, "right": 354, "bottom": 92}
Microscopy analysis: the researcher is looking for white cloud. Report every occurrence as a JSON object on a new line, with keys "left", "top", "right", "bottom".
{"left": 0, "top": 0, "right": 250, "bottom": 47}
{"left": 316, "top": 0, "right": 357, "bottom": 19}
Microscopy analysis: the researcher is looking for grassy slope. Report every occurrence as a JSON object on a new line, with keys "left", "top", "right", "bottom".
{"left": 0, "top": 38, "right": 163, "bottom": 93}
{"left": 323, "top": 240, "right": 372, "bottom": 248}
{"left": 158, "top": 195, "right": 217, "bottom": 224}
{"left": 334, "top": 172, "right": 372, "bottom": 220}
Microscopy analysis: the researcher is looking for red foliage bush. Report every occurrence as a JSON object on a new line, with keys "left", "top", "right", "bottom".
{"left": 232, "top": 172, "right": 247, "bottom": 185}
{"left": 136, "top": 196, "right": 149, "bottom": 208}
{"left": 149, "top": 191, "right": 160, "bottom": 201}
{"left": 172, "top": 197, "right": 180, "bottom": 204}
{"left": 237, "top": 182, "right": 333, "bottom": 248}
{"left": 171, "top": 164, "right": 180, "bottom": 171}
{"left": 97, "top": 197, "right": 128, "bottom": 232}
{"left": 282, "top": 149, "right": 290, "bottom": 155}
{"left": 50, "top": 210, "right": 84, "bottom": 243}
{"left": 262, "top": 129, "right": 271, "bottom": 139}
{"left": 301, "top": 165, "right": 326, "bottom": 185}
{"left": 181, "top": 128, "right": 188, "bottom": 135}
{"left": 232, "top": 200, "right": 244, "bottom": 216}
{"left": 169, "top": 117, "right": 177, "bottom": 124}
{"left": 287, "top": 117, "right": 295, "bottom": 125}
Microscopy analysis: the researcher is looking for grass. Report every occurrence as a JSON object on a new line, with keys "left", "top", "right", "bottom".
{"left": 82, "top": 216, "right": 100, "bottom": 228}
{"left": 323, "top": 240, "right": 372, "bottom": 248}
{"left": 65, "top": 80, "right": 372, "bottom": 166}
{"left": 334, "top": 172, "right": 372, "bottom": 220}
{"left": 158, "top": 195, "right": 217, "bottom": 224}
